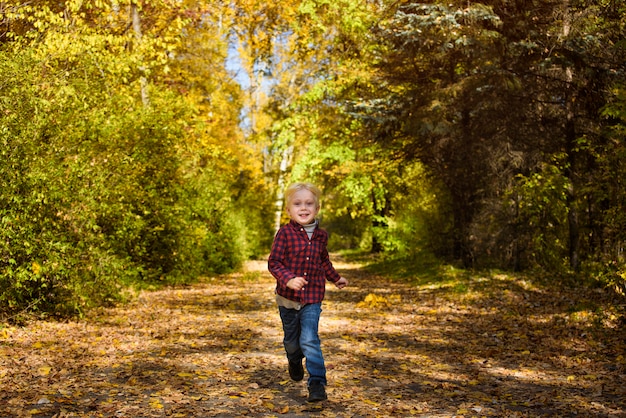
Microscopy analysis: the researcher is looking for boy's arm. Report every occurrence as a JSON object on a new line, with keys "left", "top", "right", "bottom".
{"left": 321, "top": 254, "right": 348, "bottom": 288}
{"left": 268, "top": 228, "right": 297, "bottom": 287}
{"left": 334, "top": 277, "right": 348, "bottom": 289}
{"left": 319, "top": 236, "right": 342, "bottom": 284}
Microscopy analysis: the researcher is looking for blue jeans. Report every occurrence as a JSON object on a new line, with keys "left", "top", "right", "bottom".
{"left": 278, "top": 303, "right": 326, "bottom": 386}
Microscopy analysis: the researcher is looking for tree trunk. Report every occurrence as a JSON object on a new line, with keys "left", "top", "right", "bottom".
{"left": 273, "top": 145, "right": 293, "bottom": 232}
{"left": 562, "top": 0, "right": 580, "bottom": 271}
{"left": 371, "top": 194, "right": 391, "bottom": 254}
{"left": 565, "top": 110, "right": 580, "bottom": 271}
{"left": 451, "top": 198, "right": 474, "bottom": 268}
{"left": 131, "top": 3, "right": 149, "bottom": 107}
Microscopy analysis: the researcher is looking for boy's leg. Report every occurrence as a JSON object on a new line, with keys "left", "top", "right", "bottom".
{"left": 298, "top": 303, "right": 327, "bottom": 387}
{"left": 278, "top": 306, "right": 304, "bottom": 381}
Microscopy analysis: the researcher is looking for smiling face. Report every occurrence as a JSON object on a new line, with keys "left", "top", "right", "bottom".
{"left": 286, "top": 188, "right": 320, "bottom": 226}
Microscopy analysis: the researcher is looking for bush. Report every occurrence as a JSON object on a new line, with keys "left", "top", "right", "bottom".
{"left": 0, "top": 49, "right": 271, "bottom": 318}
{"left": 583, "top": 260, "right": 626, "bottom": 297}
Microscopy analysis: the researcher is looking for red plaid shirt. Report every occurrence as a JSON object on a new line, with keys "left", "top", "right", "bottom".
{"left": 268, "top": 220, "right": 341, "bottom": 304}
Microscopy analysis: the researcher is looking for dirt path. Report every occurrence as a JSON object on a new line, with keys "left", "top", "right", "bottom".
{"left": 1, "top": 258, "right": 625, "bottom": 417}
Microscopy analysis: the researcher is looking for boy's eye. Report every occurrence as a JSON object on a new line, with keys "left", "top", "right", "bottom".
{"left": 293, "top": 200, "right": 315, "bottom": 207}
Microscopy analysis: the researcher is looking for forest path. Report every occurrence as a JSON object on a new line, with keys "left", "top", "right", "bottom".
{"left": 1, "top": 256, "right": 625, "bottom": 417}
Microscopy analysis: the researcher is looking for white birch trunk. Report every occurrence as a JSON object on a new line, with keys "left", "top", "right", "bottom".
{"left": 131, "top": 3, "right": 149, "bottom": 107}
{"left": 274, "top": 145, "right": 293, "bottom": 232}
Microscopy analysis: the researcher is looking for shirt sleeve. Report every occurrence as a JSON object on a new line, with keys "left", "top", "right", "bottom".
{"left": 319, "top": 230, "right": 341, "bottom": 283}
{"left": 268, "top": 227, "right": 297, "bottom": 288}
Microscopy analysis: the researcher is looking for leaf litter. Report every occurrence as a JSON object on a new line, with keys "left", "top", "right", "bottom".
{"left": 1, "top": 258, "right": 625, "bottom": 417}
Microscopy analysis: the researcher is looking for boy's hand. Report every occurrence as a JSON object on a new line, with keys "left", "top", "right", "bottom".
{"left": 287, "top": 277, "right": 308, "bottom": 291}
{"left": 335, "top": 277, "right": 348, "bottom": 289}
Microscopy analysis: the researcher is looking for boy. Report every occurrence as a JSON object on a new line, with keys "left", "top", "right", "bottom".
{"left": 268, "top": 182, "right": 348, "bottom": 402}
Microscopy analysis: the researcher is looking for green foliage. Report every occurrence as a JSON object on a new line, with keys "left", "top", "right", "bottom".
{"left": 585, "top": 83, "right": 626, "bottom": 293}
{"left": 5, "top": 0, "right": 626, "bottom": 319}
{"left": 290, "top": 119, "right": 450, "bottom": 258}
{"left": 386, "top": 163, "right": 452, "bottom": 258}
{"left": 0, "top": 18, "right": 271, "bottom": 318}
{"left": 584, "top": 261, "right": 626, "bottom": 297}
{"left": 508, "top": 161, "right": 570, "bottom": 270}
{"left": 0, "top": 50, "right": 127, "bottom": 316}
{"left": 600, "top": 83, "right": 626, "bottom": 244}
{"left": 319, "top": 0, "right": 626, "bottom": 279}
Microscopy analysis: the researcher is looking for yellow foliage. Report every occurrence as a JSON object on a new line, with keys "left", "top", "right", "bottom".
{"left": 357, "top": 293, "right": 388, "bottom": 308}
{"left": 38, "top": 366, "right": 52, "bottom": 376}
{"left": 31, "top": 261, "right": 41, "bottom": 275}
{"left": 357, "top": 293, "right": 401, "bottom": 308}
{"left": 149, "top": 397, "right": 164, "bottom": 409}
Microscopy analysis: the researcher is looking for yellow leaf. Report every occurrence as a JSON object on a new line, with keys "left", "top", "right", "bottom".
{"left": 567, "top": 375, "right": 576, "bottom": 382}
{"left": 38, "top": 366, "right": 52, "bottom": 376}
{"left": 177, "top": 372, "right": 194, "bottom": 378}
{"left": 33, "top": 342, "right": 43, "bottom": 349}
{"left": 32, "top": 261, "right": 41, "bottom": 275}
{"left": 149, "top": 398, "right": 163, "bottom": 409}
{"left": 357, "top": 293, "right": 389, "bottom": 308}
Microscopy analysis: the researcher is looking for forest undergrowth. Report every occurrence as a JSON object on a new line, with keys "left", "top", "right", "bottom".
{"left": 1, "top": 256, "right": 625, "bottom": 417}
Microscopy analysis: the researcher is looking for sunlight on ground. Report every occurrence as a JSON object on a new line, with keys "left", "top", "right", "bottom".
{"left": 1, "top": 257, "right": 624, "bottom": 417}
{"left": 243, "top": 259, "right": 269, "bottom": 273}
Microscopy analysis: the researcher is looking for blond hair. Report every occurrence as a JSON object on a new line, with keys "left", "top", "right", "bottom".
{"left": 285, "top": 182, "right": 321, "bottom": 208}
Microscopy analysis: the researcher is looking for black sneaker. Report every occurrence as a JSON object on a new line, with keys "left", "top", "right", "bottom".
{"left": 288, "top": 359, "right": 304, "bottom": 381}
{"left": 307, "top": 382, "right": 327, "bottom": 402}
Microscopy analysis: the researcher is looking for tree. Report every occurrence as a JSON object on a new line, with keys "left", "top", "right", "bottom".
{"left": 0, "top": 0, "right": 274, "bottom": 317}
{"left": 344, "top": 2, "right": 504, "bottom": 264}
{"left": 338, "top": 0, "right": 626, "bottom": 273}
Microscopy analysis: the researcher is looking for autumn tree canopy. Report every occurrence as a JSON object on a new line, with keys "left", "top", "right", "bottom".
{"left": 1, "top": 0, "right": 625, "bottom": 317}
